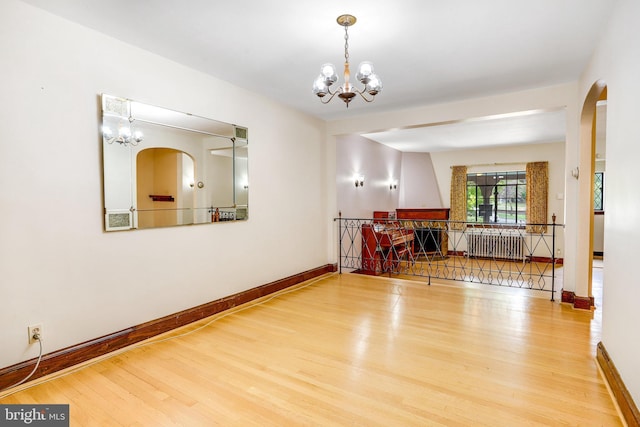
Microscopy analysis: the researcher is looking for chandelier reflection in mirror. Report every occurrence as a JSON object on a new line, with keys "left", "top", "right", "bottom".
{"left": 312, "top": 14, "right": 382, "bottom": 107}
{"left": 101, "top": 96, "right": 144, "bottom": 146}
{"left": 102, "top": 119, "right": 144, "bottom": 146}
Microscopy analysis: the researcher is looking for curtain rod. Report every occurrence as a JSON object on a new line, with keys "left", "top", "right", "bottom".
{"left": 451, "top": 161, "right": 526, "bottom": 169}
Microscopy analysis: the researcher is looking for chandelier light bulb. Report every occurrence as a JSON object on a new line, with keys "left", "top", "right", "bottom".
{"left": 321, "top": 63, "right": 338, "bottom": 85}
{"left": 366, "top": 74, "right": 382, "bottom": 95}
{"left": 133, "top": 130, "right": 144, "bottom": 143}
{"left": 119, "top": 126, "right": 132, "bottom": 142}
{"left": 313, "top": 75, "right": 328, "bottom": 97}
{"left": 102, "top": 125, "right": 113, "bottom": 140}
{"left": 356, "top": 61, "right": 374, "bottom": 83}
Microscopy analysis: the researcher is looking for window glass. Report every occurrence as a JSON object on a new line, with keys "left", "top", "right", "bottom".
{"left": 594, "top": 172, "right": 604, "bottom": 211}
{"left": 467, "top": 171, "right": 526, "bottom": 224}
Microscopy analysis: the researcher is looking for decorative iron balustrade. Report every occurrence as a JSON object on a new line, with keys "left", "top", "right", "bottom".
{"left": 335, "top": 215, "right": 562, "bottom": 301}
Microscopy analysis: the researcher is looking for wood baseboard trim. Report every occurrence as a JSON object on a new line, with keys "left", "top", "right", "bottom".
{"left": 597, "top": 342, "right": 640, "bottom": 426}
{"left": 560, "top": 290, "right": 594, "bottom": 310}
{"left": 574, "top": 295, "right": 595, "bottom": 310}
{"left": 529, "top": 256, "right": 564, "bottom": 265}
{"left": 0, "top": 264, "right": 337, "bottom": 392}
{"left": 561, "top": 289, "right": 575, "bottom": 304}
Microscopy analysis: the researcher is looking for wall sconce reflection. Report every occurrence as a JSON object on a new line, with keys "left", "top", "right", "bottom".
{"left": 354, "top": 175, "right": 365, "bottom": 188}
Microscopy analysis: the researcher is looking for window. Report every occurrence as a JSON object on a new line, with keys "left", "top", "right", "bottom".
{"left": 594, "top": 172, "right": 604, "bottom": 212}
{"left": 467, "top": 171, "right": 526, "bottom": 224}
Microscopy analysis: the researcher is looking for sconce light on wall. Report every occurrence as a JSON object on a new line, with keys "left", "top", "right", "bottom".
{"left": 571, "top": 167, "right": 579, "bottom": 179}
{"left": 354, "top": 175, "right": 365, "bottom": 188}
{"left": 389, "top": 180, "right": 397, "bottom": 190}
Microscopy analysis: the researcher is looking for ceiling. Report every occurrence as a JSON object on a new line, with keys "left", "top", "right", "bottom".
{"left": 19, "top": 0, "right": 614, "bottom": 151}
{"left": 363, "top": 108, "right": 567, "bottom": 152}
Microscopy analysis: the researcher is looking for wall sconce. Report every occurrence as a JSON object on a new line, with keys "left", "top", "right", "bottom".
{"left": 389, "top": 180, "right": 397, "bottom": 190}
{"left": 354, "top": 175, "right": 365, "bottom": 188}
{"left": 571, "top": 167, "right": 579, "bottom": 179}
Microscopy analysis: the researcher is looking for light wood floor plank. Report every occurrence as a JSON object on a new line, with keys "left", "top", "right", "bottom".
{"left": 0, "top": 273, "right": 621, "bottom": 425}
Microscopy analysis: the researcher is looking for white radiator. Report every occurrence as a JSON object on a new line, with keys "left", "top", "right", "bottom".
{"left": 467, "top": 231, "right": 525, "bottom": 261}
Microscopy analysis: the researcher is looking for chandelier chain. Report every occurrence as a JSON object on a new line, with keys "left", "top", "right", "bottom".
{"left": 344, "top": 25, "right": 349, "bottom": 64}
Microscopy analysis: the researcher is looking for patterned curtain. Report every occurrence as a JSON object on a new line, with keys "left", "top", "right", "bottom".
{"left": 526, "top": 161, "right": 548, "bottom": 233}
{"left": 450, "top": 166, "right": 467, "bottom": 230}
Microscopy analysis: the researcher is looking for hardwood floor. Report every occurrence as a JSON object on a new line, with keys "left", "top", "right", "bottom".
{"left": 0, "top": 272, "right": 621, "bottom": 426}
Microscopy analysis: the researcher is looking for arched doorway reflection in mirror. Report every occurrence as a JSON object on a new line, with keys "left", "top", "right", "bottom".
{"left": 136, "top": 148, "right": 195, "bottom": 229}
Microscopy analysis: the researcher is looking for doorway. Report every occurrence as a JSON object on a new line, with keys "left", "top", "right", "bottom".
{"left": 136, "top": 148, "right": 195, "bottom": 228}
{"left": 580, "top": 81, "right": 607, "bottom": 306}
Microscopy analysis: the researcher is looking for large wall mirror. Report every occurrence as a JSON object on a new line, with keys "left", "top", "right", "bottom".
{"left": 101, "top": 94, "right": 248, "bottom": 231}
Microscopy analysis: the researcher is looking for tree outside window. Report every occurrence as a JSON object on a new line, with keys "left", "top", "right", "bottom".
{"left": 467, "top": 171, "right": 526, "bottom": 224}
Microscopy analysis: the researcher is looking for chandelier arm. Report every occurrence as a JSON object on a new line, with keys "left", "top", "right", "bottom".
{"left": 354, "top": 87, "right": 376, "bottom": 103}
{"left": 319, "top": 89, "right": 340, "bottom": 104}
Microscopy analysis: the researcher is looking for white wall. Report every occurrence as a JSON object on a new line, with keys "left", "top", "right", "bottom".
{"left": 579, "top": 0, "right": 640, "bottom": 405}
{"left": 0, "top": 1, "right": 328, "bottom": 369}
{"left": 592, "top": 215, "right": 604, "bottom": 253}
{"left": 399, "top": 152, "right": 442, "bottom": 209}
{"left": 336, "top": 137, "right": 444, "bottom": 218}
{"left": 336, "top": 135, "right": 402, "bottom": 218}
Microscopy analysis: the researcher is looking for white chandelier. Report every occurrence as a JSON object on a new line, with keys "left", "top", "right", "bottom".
{"left": 312, "top": 14, "right": 382, "bottom": 107}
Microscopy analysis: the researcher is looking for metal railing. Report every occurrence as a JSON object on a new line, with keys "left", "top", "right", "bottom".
{"left": 335, "top": 215, "right": 563, "bottom": 301}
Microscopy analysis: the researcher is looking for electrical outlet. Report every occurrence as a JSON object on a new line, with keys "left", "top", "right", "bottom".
{"left": 28, "top": 324, "right": 43, "bottom": 344}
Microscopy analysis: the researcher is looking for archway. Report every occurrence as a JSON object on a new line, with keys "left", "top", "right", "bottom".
{"left": 136, "top": 148, "right": 195, "bottom": 229}
{"left": 576, "top": 81, "right": 607, "bottom": 307}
